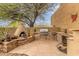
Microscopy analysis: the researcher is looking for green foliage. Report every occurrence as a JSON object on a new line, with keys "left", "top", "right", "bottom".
{"left": 0, "top": 4, "right": 20, "bottom": 20}
{"left": 0, "top": 27, "right": 7, "bottom": 40}
{"left": 0, "top": 3, "right": 56, "bottom": 27}
{"left": 9, "top": 21, "right": 19, "bottom": 27}
{"left": 0, "top": 27, "right": 16, "bottom": 41}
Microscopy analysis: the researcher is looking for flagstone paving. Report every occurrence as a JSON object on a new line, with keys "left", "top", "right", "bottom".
{"left": 9, "top": 37, "right": 66, "bottom": 56}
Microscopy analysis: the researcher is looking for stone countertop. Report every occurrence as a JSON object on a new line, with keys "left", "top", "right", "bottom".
{"left": 2, "top": 39, "right": 17, "bottom": 44}
{"left": 57, "top": 32, "right": 68, "bottom": 36}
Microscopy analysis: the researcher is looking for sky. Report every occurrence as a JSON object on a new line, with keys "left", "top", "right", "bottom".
{"left": 35, "top": 3, "right": 60, "bottom": 27}
{"left": 36, "top": 5, "right": 60, "bottom": 26}
{"left": 35, "top": 11, "right": 52, "bottom": 27}
{"left": 0, "top": 20, "right": 10, "bottom": 27}
{"left": 0, "top": 4, "right": 60, "bottom": 27}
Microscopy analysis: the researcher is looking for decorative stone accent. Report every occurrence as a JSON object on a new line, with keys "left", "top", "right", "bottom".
{"left": 27, "top": 36, "right": 35, "bottom": 42}
{"left": 17, "top": 37, "right": 27, "bottom": 46}
{"left": 0, "top": 35, "right": 35, "bottom": 53}
{"left": 2, "top": 39, "right": 18, "bottom": 53}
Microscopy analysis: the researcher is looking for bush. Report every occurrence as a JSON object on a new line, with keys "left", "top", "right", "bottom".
{"left": 0, "top": 30, "right": 10, "bottom": 42}
{"left": 0, "top": 31, "right": 5, "bottom": 43}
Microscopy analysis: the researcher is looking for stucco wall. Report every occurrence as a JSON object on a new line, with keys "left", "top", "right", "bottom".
{"left": 52, "top": 4, "right": 79, "bottom": 30}
{"left": 52, "top": 4, "right": 79, "bottom": 56}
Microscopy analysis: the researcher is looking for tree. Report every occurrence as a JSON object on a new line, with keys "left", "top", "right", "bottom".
{"left": 0, "top": 3, "right": 59, "bottom": 36}
{"left": 0, "top": 3, "right": 58, "bottom": 27}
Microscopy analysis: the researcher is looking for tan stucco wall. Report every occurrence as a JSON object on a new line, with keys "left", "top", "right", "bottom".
{"left": 52, "top": 4, "right": 79, "bottom": 56}
{"left": 52, "top": 4, "right": 79, "bottom": 30}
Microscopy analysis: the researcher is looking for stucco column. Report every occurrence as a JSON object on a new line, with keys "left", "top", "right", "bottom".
{"left": 68, "top": 31, "right": 79, "bottom": 55}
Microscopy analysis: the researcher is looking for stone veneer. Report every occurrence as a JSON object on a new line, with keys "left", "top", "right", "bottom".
{"left": 0, "top": 36, "right": 34, "bottom": 53}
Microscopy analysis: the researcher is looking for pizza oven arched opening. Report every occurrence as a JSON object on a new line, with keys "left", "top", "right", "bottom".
{"left": 19, "top": 32, "right": 27, "bottom": 38}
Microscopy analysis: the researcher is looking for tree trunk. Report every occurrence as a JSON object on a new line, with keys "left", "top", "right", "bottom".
{"left": 29, "top": 27, "right": 35, "bottom": 36}
{"left": 27, "top": 21, "right": 33, "bottom": 35}
{"left": 29, "top": 23, "right": 34, "bottom": 36}
{"left": 29, "top": 22, "right": 34, "bottom": 27}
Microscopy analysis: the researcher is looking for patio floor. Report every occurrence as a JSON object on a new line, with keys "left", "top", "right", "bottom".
{"left": 9, "top": 37, "right": 66, "bottom": 56}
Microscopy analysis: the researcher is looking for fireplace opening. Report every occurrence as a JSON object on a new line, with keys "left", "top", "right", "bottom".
{"left": 19, "top": 32, "right": 27, "bottom": 38}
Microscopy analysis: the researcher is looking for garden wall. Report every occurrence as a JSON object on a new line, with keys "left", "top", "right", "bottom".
{"left": 0, "top": 36, "right": 34, "bottom": 53}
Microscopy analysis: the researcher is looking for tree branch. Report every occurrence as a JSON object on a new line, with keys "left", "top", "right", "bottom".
{"left": 24, "top": 15, "right": 32, "bottom": 23}
{"left": 19, "top": 19, "right": 30, "bottom": 26}
{"left": 33, "top": 4, "right": 39, "bottom": 24}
